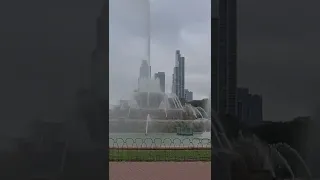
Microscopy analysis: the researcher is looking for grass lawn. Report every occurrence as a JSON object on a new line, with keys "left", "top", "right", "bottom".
{"left": 109, "top": 149, "right": 211, "bottom": 161}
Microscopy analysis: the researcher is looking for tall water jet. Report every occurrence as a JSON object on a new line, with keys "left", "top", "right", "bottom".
{"left": 205, "top": 94, "right": 211, "bottom": 117}
{"left": 274, "top": 143, "right": 312, "bottom": 179}
{"left": 270, "top": 146, "right": 295, "bottom": 179}
{"left": 145, "top": 114, "right": 151, "bottom": 135}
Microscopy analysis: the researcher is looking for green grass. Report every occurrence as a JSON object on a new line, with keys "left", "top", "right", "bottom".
{"left": 109, "top": 149, "right": 211, "bottom": 161}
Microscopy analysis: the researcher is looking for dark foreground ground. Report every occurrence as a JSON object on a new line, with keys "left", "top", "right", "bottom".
{"left": 0, "top": 150, "right": 108, "bottom": 180}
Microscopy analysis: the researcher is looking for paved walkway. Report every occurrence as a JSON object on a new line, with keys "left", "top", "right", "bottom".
{"left": 110, "top": 162, "right": 210, "bottom": 180}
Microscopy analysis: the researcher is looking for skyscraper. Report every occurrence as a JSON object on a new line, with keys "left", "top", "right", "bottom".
{"left": 91, "top": 3, "right": 108, "bottom": 101}
{"left": 172, "top": 50, "right": 185, "bottom": 99}
{"left": 138, "top": 60, "right": 151, "bottom": 91}
{"left": 184, "top": 89, "right": 193, "bottom": 102}
{"left": 87, "top": 2, "right": 109, "bottom": 144}
{"left": 154, "top": 72, "right": 165, "bottom": 93}
{"left": 212, "top": 0, "right": 238, "bottom": 116}
{"left": 139, "top": 60, "right": 150, "bottom": 79}
{"left": 250, "top": 94, "right": 263, "bottom": 123}
{"left": 237, "top": 88, "right": 263, "bottom": 124}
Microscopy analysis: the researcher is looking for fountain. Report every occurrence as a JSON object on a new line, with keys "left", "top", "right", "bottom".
{"left": 200, "top": 131, "right": 211, "bottom": 139}
{"left": 108, "top": 79, "right": 314, "bottom": 180}
{"left": 109, "top": 77, "right": 212, "bottom": 132}
{"left": 109, "top": 76, "right": 212, "bottom": 148}
{"left": 273, "top": 143, "right": 312, "bottom": 179}
{"left": 145, "top": 114, "right": 151, "bottom": 135}
{"left": 213, "top": 133, "right": 313, "bottom": 180}
{"left": 107, "top": 1, "right": 313, "bottom": 177}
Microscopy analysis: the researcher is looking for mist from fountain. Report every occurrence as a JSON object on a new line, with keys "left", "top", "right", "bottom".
{"left": 196, "top": 107, "right": 209, "bottom": 118}
{"left": 274, "top": 143, "right": 312, "bottom": 179}
{"left": 199, "top": 94, "right": 230, "bottom": 149}
{"left": 270, "top": 147, "right": 295, "bottom": 179}
{"left": 200, "top": 131, "right": 211, "bottom": 139}
{"left": 230, "top": 133, "right": 314, "bottom": 179}
{"left": 210, "top": 108, "right": 233, "bottom": 149}
{"left": 185, "top": 103, "right": 197, "bottom": 118}
{"left": 201, "top": 91, "right": 312, "bottom": 179}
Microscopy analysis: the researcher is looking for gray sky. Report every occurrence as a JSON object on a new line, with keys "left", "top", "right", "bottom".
{"left": 0, "top": 0, "right": 320, "bottom": 138}
{"left": 238, "top": 0, "right": 320, "bottom": 121}
{"left": 109, "top": 0, "right": 320, "bottom": 121}
{"left": 109, "top": 0, "right": 211, "bottom": 104}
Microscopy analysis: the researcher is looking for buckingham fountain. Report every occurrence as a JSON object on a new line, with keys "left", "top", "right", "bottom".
{"left": 109, "top": 76, "right": 313, "bottom": 179}
{"left": 109, "top": 77, "right": 212, "bottom": 147}
{"left": 107, "top": 0, "right": 312, "bottom": 177}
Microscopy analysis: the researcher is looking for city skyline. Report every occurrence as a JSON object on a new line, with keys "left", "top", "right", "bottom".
{"left": 108, "top": 0, "right": 319, "bottom": 121}
{"left": 137, "top": 50, "right": 194, "bottom": 100}
{"left": 109, "top": 0, "right": 211, "bottom": 104}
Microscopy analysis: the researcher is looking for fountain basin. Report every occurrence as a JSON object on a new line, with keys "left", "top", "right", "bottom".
{"left": 109, "top": 133, "right": 211, "bottom": 148}
{"left": 176, "top": 127, "right": 193, "bottom": 136}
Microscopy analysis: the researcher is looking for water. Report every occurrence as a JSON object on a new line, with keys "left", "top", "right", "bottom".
{"left": 200, "top": 131, "right": 211, "bottom": 139}
{"left": 274, "top": 143, "right": 312, "bottom": 179}
{"left": 271, "top": 147, "right": 295, "bottom": 179}
{"left": 145, "top": 114, "right": 150, "bottom": 135}
{"left": 109, "top": 133, "right": 211, "bottom": 148}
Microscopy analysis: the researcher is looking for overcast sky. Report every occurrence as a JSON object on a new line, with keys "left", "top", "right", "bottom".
{"left": 1, "top": 0, "right": 320, "bottom": 138}
{"left": 109, "top": 0, "right": 320, "bottom": 121}
{"left": 238, "top": 0, "right": 320, "bottom": 121}
{"left": 109, "top": 0, "right": 211, "bottom": 104}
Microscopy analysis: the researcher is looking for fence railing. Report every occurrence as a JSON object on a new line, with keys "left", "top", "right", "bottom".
{"left": 109, "top": 138, "right": 211, "bottom": 161}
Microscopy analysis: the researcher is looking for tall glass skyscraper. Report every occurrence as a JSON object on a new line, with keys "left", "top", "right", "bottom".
{"left": 91, "top": 3, "right": 108, "bottom": 101}
{"left": 154, "top": 72, "right": 165, "bottom": 93}
{"left": 212, "top": 0, "right": 238, "bottom": 116}
{"left": 139, "top": 60, "right": 150, "bottom": 79}
{"left": 172, "top": 50, "right": 185, "bottom": 99}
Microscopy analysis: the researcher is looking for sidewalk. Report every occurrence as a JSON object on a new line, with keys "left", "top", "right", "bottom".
{"left": 110, "top": 162, "right": 211, "bottom": 180}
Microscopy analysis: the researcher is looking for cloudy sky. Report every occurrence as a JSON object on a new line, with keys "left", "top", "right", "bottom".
{"left": 1, "top": 0, "right": 320, "bottom": 139}
{"left": 238, "top": 0, "right": 320, "bottom": 121}
{"left": 109, "top": 0, "right": 211, "bottom": 104}
{"left": 109, "top": 0, "right": 320, "bottom": 121}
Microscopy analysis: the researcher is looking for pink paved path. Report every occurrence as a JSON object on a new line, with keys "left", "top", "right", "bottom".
{"left": 110, "top": 162, "right": 210, "bottom": 180}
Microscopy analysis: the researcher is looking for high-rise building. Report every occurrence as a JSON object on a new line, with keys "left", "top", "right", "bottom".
{"left": 91, "top": 3, "right": 108, "bottom": 101}
{"left": 212, "top": 0, "right": 238, "bottom": 116}
{"left": 180, "top": 57, "right": 185, "bottom": 98}
{"left": 237, "top": 88, "right": 263, "bottom": 124}
{"left": 184, "top": 89, "right": 193, "bottom": 102}
{"left": 154, "top": 72, "right": 165, "bottom": 93}
{"left": 139, "top": 60, "right": 150, "bottom": 79}
{"left": 172, "top": 50, "right": 185, "bottom": 99}
{"left": 237, "top": 88, "right": 250, "bottom": 122}
{"left": 250, "top": 94, "right": 263, "bottom": 122}
{"left": 171, "top": 74, "right": 175, "bottom": 94}
{"left": 138, "top": 60, "right": 151, "bottom": 91}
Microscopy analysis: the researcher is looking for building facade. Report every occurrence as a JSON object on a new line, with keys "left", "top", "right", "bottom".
{"left": 172, "top": 50, "right": 185, "bottom": 99}
{"left": 91, "top": 3, "right": 108, "bottom": 101}
{"left": 139, "top": 60, "right": 150, "bottom": 79}
{"left": 154, "top": 72, "right": 165, "bottom": 93}
{"left": 212, "top": 0, "right": 238, "bottom": 116}
{"left": 237, "top": 88, "right": 263, "bottom": 124}
{"left": 184, "top": 89, "right": 193, "bottom": 102}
